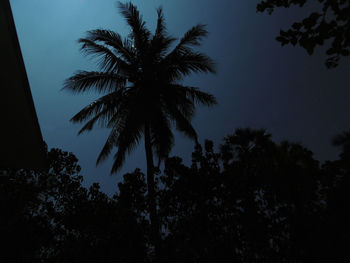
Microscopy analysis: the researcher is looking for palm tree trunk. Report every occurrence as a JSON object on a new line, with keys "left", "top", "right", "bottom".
{"left": 144, "top": 121, "right": 161, "bottom": 261}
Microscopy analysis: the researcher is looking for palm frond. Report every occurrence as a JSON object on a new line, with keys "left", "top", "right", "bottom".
{"left": 161, "top": 24, "right": 215, "bottom": 81}
{"left": 110, "top": 118, "right": 144, "bottom": 174}
{"left": 179, "top": 24, "right": 208, "bottom": 46}
{"left": 84, "top": 29, "right": 135, "bottom": 63}
{"left": 151, "top": 7, "right": 177, "bottom": 55}
{"left": 161, "top": 86, "right": 195, "bottom": 118}
{"left": 96, "top": 107, "right": 136, "bottom": 164}
{"left": 97, "top": 96, "right": 143, "bottom": 166}
{"left": 69, "top": 91, "right": 122, "bottom": 123}
{"left": 63, "top": 71, "right": 126, "bottom": 94}
{"left": 163, "top": 50, "right": 216, "bottom": 81}
{"left": 118, "top": 2, "right": 150, "bottom": 53}
{"left": 166, "top": 24, "right": 208, "bottom": 57}
{"left": 176, "top": 51, "right": 216, "bottom": 74}
{"left": 96, "top": 125, "right": 119, "bottom": 164}
{"left": 150, "top": 111, "right": 174, "bottom": 160}
{"left": 76, "top": 109, "right": 110, "bottom": 135}
{"left": 151, "top": 37, "right": 176, "bottom": 60}
{"left": 165, "top": 105, "right": 198, "bottom": 142}
{"left": 154, "top": 7, "right": 166, "bottom": 38}
{"left": 78, "top": 38, "right": 128, "bottom": 72}
{"left": 174, "top": 113, "right": 198, "bottom": 142}
{"left": 173, "top": 85, "right": 217, "bottom": 106}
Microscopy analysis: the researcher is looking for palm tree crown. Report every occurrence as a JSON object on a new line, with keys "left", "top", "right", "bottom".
{"left": 64, "top": 2, "right": 216, "bottom": 174}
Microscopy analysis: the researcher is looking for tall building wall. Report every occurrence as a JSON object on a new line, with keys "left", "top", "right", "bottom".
{"left": 0, "top": 0, "right": 47, "bottom": 170}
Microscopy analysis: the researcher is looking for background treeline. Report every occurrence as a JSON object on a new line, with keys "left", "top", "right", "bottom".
{"left": 1, "top": 128, "right": 349, "bottom": 262}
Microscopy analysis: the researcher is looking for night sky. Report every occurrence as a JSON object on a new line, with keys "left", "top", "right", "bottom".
{"left": 10, "top": 0, "right": 350, "bottom": 195}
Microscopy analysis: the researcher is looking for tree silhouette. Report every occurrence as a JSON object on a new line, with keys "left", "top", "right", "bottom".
{"left": 158, "top": 128, "right": 326, "bottom": 262}
{"left": 333, "top": 131, "right": 350, "bottom": 166}
{"left": 257, "top": 0, "right": 350, "bottom": 68}
{"left": 63, "top": 2, "right": 216, "bottom": 258}
{"left": 2, "top": 129, "right": 349, "bottom": 262}
{"left": 0, "top": 149, "right": 148, "bottom": 263}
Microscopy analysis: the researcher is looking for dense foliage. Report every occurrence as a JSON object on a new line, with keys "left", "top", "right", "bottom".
{"left": 1, "top": 128, "right": 349, "bottom": 262}
{"left": 0, "top": 149, "right": 148, "bottom": 262}
{"left": 257, "top": 0, "right": 350, "bottom": 68}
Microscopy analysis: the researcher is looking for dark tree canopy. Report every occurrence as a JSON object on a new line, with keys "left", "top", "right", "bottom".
{"left": 156, "top": 128, "right": 350, "bottom": 262}
{"left": 257, "top": 0, "right": 350, "bottom": 68}
{"left": 1, "top": 128, "right": 350, "bottom": 262}
{"left": 0, "top": 149, "right": 147, "bottom": 263}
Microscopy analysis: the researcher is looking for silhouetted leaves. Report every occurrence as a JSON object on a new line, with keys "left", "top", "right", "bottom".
{"left": 1, "top": 128, "right": 349, "bottom": 262}
{"left": 157, "top": 128, "right": 349, "bottom": 262}
{"left": 257, "top": 0, "right": 350, "bottom": 67}
{"left": 63, "top": 2, "right": 216, "bottom": 173}
{"left": 64, "top": 4, "right": 216, "bottom": 258}
{"left": 0, "top": 149, "right": 147, "bottom": 263}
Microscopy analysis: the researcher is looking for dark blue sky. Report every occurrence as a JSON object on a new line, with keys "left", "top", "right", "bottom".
{"left": 10, "top": 0, "right": 350, "bottom": 195}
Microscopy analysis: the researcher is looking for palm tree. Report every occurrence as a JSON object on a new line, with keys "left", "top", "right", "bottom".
{"left": 63, "top": 2, "right": 216, "bottom": 257}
